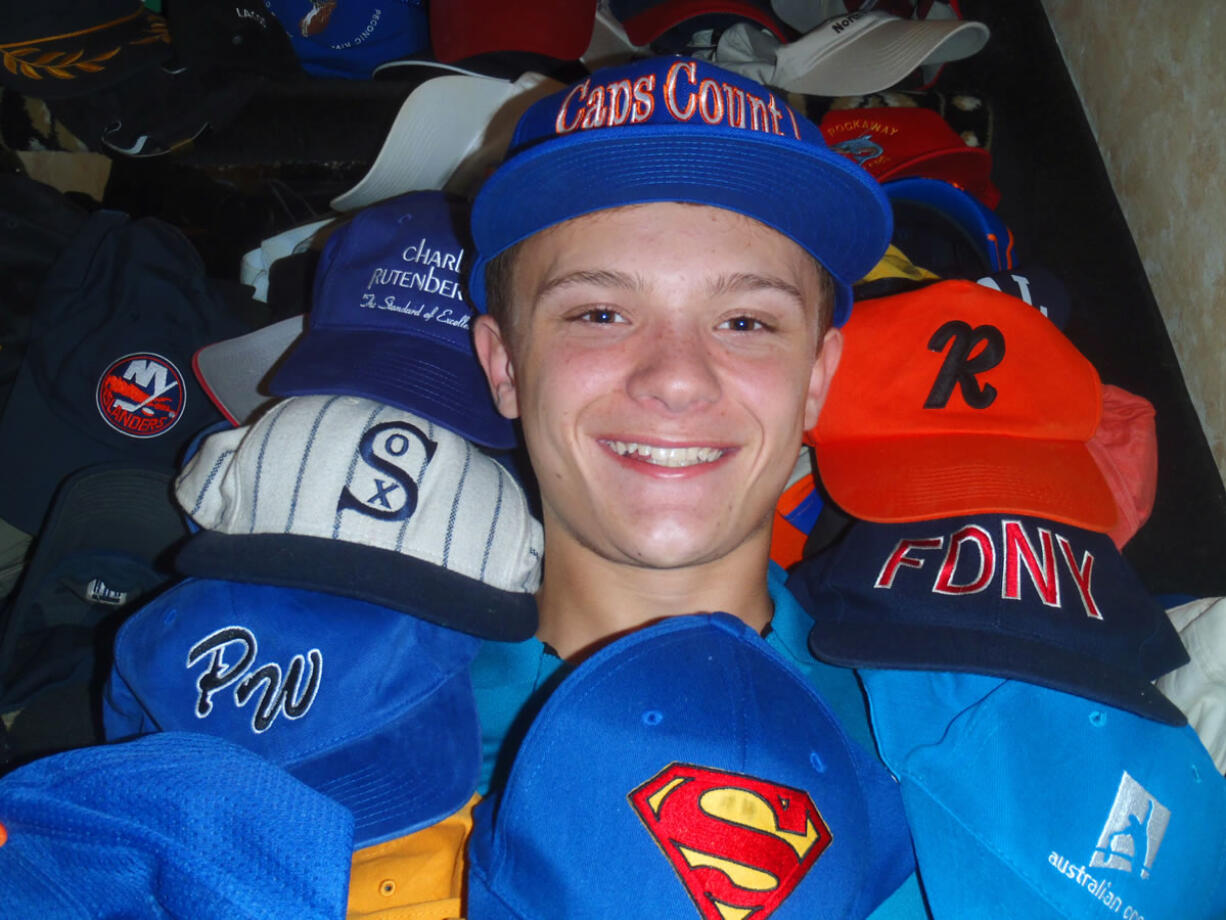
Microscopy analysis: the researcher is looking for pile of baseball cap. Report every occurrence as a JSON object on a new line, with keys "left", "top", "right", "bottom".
{"left": 2, "top": 4, "right": 1224, "bottom": 919}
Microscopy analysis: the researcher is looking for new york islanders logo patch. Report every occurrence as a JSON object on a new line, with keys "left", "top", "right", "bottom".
{"left": 630, "top": 763, "right": 831, "bottom": 920}
{"left": 96, "top": 353, "right": 186, "bottom": 439}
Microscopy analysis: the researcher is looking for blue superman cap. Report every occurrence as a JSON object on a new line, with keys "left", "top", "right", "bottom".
{"left": 467, "top": 613, "right": 915, "bottom": 919}
{"left": 469, "top": 56, "right": 892, "bottom": 327}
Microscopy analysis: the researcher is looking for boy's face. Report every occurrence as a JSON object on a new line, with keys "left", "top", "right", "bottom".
{"left": 475, "top": 202, "right": 842, "bottom": 572}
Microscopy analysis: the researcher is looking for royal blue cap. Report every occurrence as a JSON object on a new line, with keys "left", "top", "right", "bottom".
{"left": 469, "top": 56, "right": 893, "bottom": 327}
{"left": 268, "top": 190, "right": 516, "bottom": 449}
{"left": 861, "top": 669, "right": 1226, "bottom": 920}
{"left": 882, "top": 176, "right": 1013, "bottom": 276}
{"left": 789, "top": 513, "right": 1190, "bottom": 725}
{"left": 0, "top": 731, "right": 354, "bottom": 918}
{"left": 103, "top": 577, "right": 482, "bottom": 849}
{"left": 467, "top": 612, "right": 915, "bottom": 919}
{"left": 263, "top": 0, "right": 428, "bottom": 79}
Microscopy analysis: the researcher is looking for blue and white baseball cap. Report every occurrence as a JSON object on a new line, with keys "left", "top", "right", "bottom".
{"left": 172, "top": 394, "right": 543, "bottom": 641}
{"left": 789, "top": 513, "right": 1189, "bottom": 724}
{"left": 0, "top": 731, "right": 354, "bottom": 918}
{"left": 267, "top": 189, "right": 516, "bottom": 449}
{"left": 468, "top": 55, "right": 893, "bottom": 326}
{"left": 861, "top": 669, "right": 1226, "bottom": 920}
{"left": 263, "top": 0, "right": 428, "bottom": 79}
{"left": 103, "top": 577, "right": 481, "bottom": 849}
{"left": 467, "top": 613, "right": 915, "bottom": 919}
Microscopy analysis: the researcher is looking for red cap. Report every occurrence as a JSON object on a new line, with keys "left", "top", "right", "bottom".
{"left": 809, "top": 280, "right": 1117, "bottom": 532}
{"left": 1089, "top": 385, "right": 1158, "bottom": 549}
{"left": 821, "top": 106, "right": 1000, "bottom": 209}
{"left": 429, "top": 0, "right": 598, "bottom": 63}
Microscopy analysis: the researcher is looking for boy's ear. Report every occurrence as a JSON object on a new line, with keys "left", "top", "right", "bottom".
{"left": 473, "top": 314, "right": 520, "bottom": 419}
{"left": 803, "top": 326, "right": 843, "bottom": 433}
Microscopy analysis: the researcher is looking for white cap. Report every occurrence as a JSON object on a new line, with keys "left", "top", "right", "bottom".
{"left": 192, "top": 314, "right": 307, "bottom": 426}
{"left": 174, "top": 394, "right": 543, "bottom": 639}
{"left": 772, "top": 9, "right": 989, "bottom": 97}
{"left": 330, "top": 71, "right": 565, "bottom": 212}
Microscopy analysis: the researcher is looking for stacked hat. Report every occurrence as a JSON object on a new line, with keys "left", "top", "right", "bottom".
{"left": 0, "top": 210, "right": 255, "bottom": 535}
{"left": 859, "top": 668, "right": 1226, "bottom": 919}
{"left": 823, "top": 107, "right": 1000, "bottom": 208}
{"left": 329, "top": 70, "right": 566, "bottom": 212}
{"left": 1157, "top": 596, "right": 1226, "bottom": 772}
{"left": 173, "top": 393, "right": 542, "bottom": 641}
{"left": 607, "top": 0, "right": 794, "bottom": 53}
{"left": 0, "top": 463, "right": 188, "bottom": 757}
{"left": 261, "top": 0, "right": 428, "bottom": 78}
{"left": 0, "top": 731, "right": 354, "bottom": 919}
{"left": 788, "top": 512, "right": 1189, "bottom": 725}
{"left": 467, "top": 613, "right": 916, "bottom": 919}
{"left": 702, "top": 8, "right": 989, "bottom": 98}
{"left": 429, "top": 0, "right": 598, "bottom": 64}
{"left": 260, "top": 189, "right": 516, "bottom": 448}
{"left": 808, "top": 279, "right": 1118, "bottom": 532}
{"left": 0, "top": 0, "right": 171, "bottom": 99}
{"left": 469, "top": 55, "right": 894, "bottom": 326}
{"left": 882, "top": 176, "right": 1013, "bottom": 278}
{"left": 103, "top": 577, "right": 482, "bottom": 848}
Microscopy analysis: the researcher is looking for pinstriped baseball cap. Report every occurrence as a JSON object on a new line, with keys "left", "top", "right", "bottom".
{"left": 172, "top": 394, "right": 541, "bottom": 640}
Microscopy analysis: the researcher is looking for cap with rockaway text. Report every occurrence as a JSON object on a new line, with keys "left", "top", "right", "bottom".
{"left": 468, "top": 55, "right": 892, "bottom": 327}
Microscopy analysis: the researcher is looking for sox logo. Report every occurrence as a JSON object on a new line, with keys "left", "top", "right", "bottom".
{"left": 630, "top": 763, "right": 830, "bottom": 920}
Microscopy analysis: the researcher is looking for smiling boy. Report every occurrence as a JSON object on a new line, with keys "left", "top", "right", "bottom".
{"left": 456, "top": 56, "right": 930, "bottom": 918}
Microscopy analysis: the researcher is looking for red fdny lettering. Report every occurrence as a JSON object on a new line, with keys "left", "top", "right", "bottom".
{"left": 934, "top": 525, "right": 994, "bottom": 595}
{"left": 871, "top": 519, "right": 1102, "bottom": 617}
{"left": 629, "top": 763, "right": 830, "bottom": 920}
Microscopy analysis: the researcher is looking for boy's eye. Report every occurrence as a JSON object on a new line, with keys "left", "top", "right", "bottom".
{"left": 573, "top": 307, "right": 625, "bottom": 324}
{"left": 720, "top": 315, "right": 769, "bottom": 332}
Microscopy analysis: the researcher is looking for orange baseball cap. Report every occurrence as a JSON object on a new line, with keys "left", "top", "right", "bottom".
{"left": 809, "top": 279, "right": 1118, "bottom": 532}
{"left": 821, "top": 106, "right": 1000, "bottom": 209}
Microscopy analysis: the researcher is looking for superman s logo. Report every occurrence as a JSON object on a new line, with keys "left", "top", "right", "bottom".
{"left": 629, "top": 763, "right": 831, "bottom": 920}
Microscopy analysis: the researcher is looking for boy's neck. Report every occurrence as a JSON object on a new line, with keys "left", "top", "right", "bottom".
{"left": 533, "top": 538, "right": 774, "bottom": 662}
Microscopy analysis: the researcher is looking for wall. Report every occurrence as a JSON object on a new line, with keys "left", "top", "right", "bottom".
{"left": 1039, "top": 1, "right": 1226, "bottom": 483}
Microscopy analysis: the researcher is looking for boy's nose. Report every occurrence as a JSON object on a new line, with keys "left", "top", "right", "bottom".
{"left": 625, "top": 323, "right": 721, "bottom": 413}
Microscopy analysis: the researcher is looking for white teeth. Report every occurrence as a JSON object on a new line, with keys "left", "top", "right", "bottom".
{"left": 606, "top": 441, "right": 726, "bottom": 467}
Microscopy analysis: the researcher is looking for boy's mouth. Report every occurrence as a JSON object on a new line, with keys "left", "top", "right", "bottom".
{"left": 602, "top": 440, "right": 728, "bottom": 468}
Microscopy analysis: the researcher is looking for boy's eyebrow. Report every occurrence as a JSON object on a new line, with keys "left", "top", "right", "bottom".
{"left": 707, "top": 272, "right": 807, "bottom": 309}
{"left": 535, "top": 270, "right": 807, "bottom": 308}
{"left": 535, "top": 269, "right": 642, "bottom": 300}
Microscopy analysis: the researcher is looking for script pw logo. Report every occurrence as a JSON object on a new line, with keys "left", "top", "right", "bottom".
{"left": 629, "top": 763, "right": 830, "bottom": 920}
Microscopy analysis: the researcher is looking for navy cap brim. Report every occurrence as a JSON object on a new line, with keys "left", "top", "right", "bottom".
{"left": 174, "top": 531, "right": 538, "bottom": 641}
{"left": 470, "top": 123, "right": 892, "bottom": 326}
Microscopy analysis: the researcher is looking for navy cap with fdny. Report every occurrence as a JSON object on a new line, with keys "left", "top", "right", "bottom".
{"left": 468, "top": 55, "right": 892, "bottom": 327}
{"left": 0, "top": 211, "right": 254, "bottom": 534}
